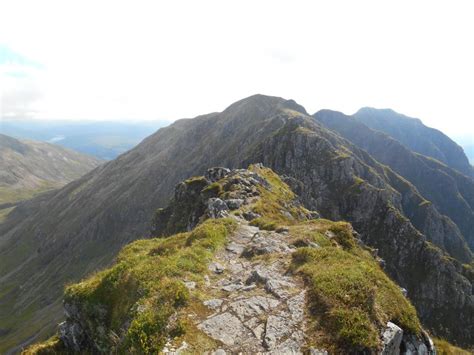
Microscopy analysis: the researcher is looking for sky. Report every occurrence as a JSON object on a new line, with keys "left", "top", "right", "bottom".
{"left": 0, "top": 0, "right": 473, "bottom": 140}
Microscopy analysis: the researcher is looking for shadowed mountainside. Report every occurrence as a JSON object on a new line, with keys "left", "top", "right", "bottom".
{"left": 315, "top": 109, "right": 474, "bottom": 252}
{"left": 354, "top": 107, "right": 474, "bottom": 177}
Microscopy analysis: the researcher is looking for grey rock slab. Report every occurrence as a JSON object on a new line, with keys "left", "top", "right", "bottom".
{"left": 245, "top": 267, "right": 295, "bottom": 298}
{"left": 402, "top": 334, "right": 429, "bottom": 355}
{"left": 208, "top": 262, "right": 226, "bottom": 274}
{"left": 264, "top": 314, "right": 293, "bottom": 349}
{"left": 265, "top": 279, "right": 294, "bottom": 299}
{"left": 228, "top": 262, "right": 244, "bottom": 273}
{"left": 203, "top": 299, "right": 224, "bottom": 311}
{"left": 244, "top": 317, "right": 265, "bottom": 340}
{"left": 229, "top": 296, "right": 280, "bottom": 321}
{"left": 381, "top": 322, "right": 403, "bottom": 355}
{"left": 198, "top": 312, "right": 248, "bottom": 346}
{"left": 221, "top": 283, "right": 244, "bottom": 292}
{"left": 242, "top": 237, "right": 291, "bottom": 257}
{"left": 274, "top": 332, "right": 305, "bottom": 354}
{"left": 234, "top": 224, "right": 260, "bottom": 240}
{"left": 225, "top": 242, "right": 245, "bottom": 255}
{"left": 287, "top": 291, "right": 305, "bottom": 323}
{"left": 241, "top": 284, "right": 257, "bottom": 291}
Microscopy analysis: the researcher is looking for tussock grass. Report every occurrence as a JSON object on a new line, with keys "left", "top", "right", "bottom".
{"left": 433, "top": 338, "right": 472, "bottom": 355}
{"left": 61, "top": 218, "right": 236, "bottom": 353}
{"left": 22, "top": 336, "right": 64, "bottom": 354}
{"left": 291, "top": 244, "right": 420, "bottom": 352}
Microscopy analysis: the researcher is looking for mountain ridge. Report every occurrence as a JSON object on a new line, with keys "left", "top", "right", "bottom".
{"left": 354, "top": 107, "right": 474, "bottom": 177}
{"left": 314, "top": 109, "right": 474, "bottom": 253}
{"left": 0, "top": 95, "right": 473, "bottom": 351}
{"left": 0, "top": 133, "right": 102, "bottom": 217}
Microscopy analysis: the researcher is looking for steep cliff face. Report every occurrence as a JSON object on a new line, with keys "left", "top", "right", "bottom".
{"left": 246, "top": 117, "right": 473, "bottom": 345}
{"left": 315, "top": 109, "right": 474, "bottom": 252}
{"left": 1, "top": 95, "right": 473, "bottom": 351}
{"left": 25, "top": 166, "right": 437, "bottom": 354}
{"left": 354, "top": 107, "right": 474, "bottom": 178}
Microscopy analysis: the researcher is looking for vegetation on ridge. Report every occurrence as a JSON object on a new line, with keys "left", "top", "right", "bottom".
{"left": 39, "top": 218, "right": 236, "bottom": 353}
{"left": 26, "top": 166, "right": 457, "bottom": 354}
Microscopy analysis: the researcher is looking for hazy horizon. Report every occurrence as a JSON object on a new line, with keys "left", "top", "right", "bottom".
{"left": 1, "top": 1, "right": 474, "bottom": 141}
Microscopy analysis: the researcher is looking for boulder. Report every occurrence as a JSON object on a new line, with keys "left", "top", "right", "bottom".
{"left": 243, "top": 211, "right": 260, "bottom": 221}
{"left": 225, "top": 198, "right": 245, "bottom": 210}
{"left": 205, "top": 167, "right": 231, "bottom": 183}
{"left": 208, "top": 262, "right": 226, "bottom": 274}
{"left": 381, "top": 322, "right": 403, "bottom": 355}
{"left": 207, "top": 198, "right": 229, "bottom": 218}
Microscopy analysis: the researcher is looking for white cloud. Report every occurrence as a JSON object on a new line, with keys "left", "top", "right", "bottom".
{"left": 0, "top": 0, "right": 473, "bottom": 139}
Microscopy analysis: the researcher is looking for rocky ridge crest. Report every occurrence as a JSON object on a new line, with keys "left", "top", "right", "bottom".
{"left": 26, "top": 166, "right": 436, "bottom": 354}
{"left": 1, "top": 95, "right": 472, "bottom": 351}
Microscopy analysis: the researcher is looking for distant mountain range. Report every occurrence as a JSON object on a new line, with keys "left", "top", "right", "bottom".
{"left": 0, "top": 133, "right": 101, "bottom": 216}
{"left": 453, "top": 137, "right": 474, "bottom": 165}
{"left": 0, "top": 120, "right": 169, "bottom": 160}
{"left": 353, "top": 108, "right": 474, "bottom": 177}
{"left": 1, "top": 96, "right": 473, "bottom": 353}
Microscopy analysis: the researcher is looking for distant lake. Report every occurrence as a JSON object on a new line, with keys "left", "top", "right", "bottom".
{"left": 48, "top": 135, "right": 66, "bottom": 143}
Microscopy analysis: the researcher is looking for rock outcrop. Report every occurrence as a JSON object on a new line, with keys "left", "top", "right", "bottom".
{"left": 26, "top": 167, "right": 437, "bottom": 354}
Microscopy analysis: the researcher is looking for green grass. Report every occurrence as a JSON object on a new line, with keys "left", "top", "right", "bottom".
{"left": 292, "top": 246, "right": 420, "bottom": 351}
{"left": 201, "top": 182, "right": 223, "bottom": 198}
{"left": 25, "top": 166, "right": 428, "bottom": 354}
{"left": 289, "top": 222, "right": 421, "bottom": 353}
{"left": 418, "top": 200, "right": 432, "bottom": 207}
{"left": 0, "top": 182, "right": 59, "bottom": 205}
{"left": 245, "top": 167, "right": 422, "bottom": 353}
{"left": 247, "top": 165, "right": 302, "bottom": 228}
{"left": 58, "top": 218, "right": 236, "bottom": 353}
{"left": 0, "top": 206, "right": 15, "bottom": 223}
{"left": 22, "top": 335, "right": 65, "bottom": 354}
{"left": 433, "top": 338, "right": 472, "bottom": 355}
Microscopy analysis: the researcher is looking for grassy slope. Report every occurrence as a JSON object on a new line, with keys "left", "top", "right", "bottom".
{"left": 0, "top": 182, "right": 60, "bottom": 222}
{"left": 434, "top": 338, "right": 472, "bottom": 355}
{"left": 23, "top": 166, "right": 466, "bottom": 354}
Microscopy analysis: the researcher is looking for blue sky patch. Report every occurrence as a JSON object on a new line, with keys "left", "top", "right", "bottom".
{"left": 0, "top": 44, "right": 43, "bottom": 69}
